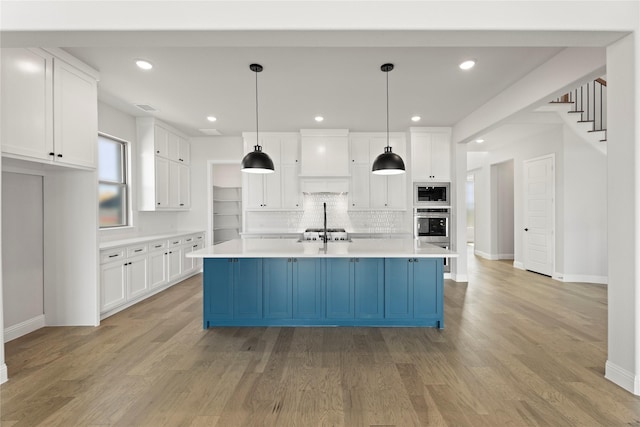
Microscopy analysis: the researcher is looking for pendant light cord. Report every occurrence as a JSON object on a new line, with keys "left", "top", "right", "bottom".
{"left": 255, "top": 68, "right": 259, "bottom": 149}
{"left": 386, "top": 68, "right": 390, "bottom": 149}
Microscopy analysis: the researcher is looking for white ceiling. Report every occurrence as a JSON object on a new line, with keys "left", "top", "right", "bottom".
{"left": 65, "top": 45, "right": 566, "bottom": 137}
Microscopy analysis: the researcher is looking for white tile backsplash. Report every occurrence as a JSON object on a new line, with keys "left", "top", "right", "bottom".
{"left": 245, "top": 193, "right": 408, "bottom": 233}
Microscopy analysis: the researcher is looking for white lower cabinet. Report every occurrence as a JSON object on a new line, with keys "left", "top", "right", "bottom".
{"left": 99, "top": 232, "right": 205, "bottom": 318}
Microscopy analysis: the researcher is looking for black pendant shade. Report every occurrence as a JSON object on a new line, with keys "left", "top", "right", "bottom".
{"left": 241, "top": 63, "right": 274, "bottom": 174}
{"left": 372, "top": 63, "right": 406, "bottom": 175}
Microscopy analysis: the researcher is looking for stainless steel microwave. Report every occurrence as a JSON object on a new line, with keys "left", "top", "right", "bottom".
{"left": 414, "top": 182, "right": 450, "bottom": 206}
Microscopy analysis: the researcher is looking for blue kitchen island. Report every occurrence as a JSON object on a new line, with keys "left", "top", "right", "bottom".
{"left": 188, "top": 239, "right": 458, "bottom": 329}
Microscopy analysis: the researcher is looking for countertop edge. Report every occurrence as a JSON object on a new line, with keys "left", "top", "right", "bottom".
{"left": 100, "top": 230, "right": 206, "bottom": 250}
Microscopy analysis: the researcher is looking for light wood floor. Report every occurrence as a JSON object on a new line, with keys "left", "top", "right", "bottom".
{"left": 2, "top": 249, "right": 640, "bottom": 426}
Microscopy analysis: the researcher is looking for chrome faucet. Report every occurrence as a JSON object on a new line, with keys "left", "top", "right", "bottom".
{"left": 323, "top": 202, "right": 328, "bottom": 246}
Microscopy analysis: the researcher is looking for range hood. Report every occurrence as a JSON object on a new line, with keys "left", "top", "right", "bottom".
{"left": 299, "top": 129, "right": 350, "bottom": 177}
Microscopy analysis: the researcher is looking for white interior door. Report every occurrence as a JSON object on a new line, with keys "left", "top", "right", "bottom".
{"left": 2, "top": 172, "right": 44, "bottom": 330}
{"left": 523, "top": 155, "right": 555, "bottom": 276}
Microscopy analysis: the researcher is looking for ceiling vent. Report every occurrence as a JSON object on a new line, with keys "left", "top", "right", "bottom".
{"left": 199, "top": 129, "right": 222, "bottom": 136}
{"left": 135, "top": 104, "right": 158, "bottom": 112}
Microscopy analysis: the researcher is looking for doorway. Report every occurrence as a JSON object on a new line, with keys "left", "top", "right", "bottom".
{"left": 523, "top": 154, "right": 555, "bottom": 276}
{"left": 208, "top": 162, "right": 242, "bottom": 245}
{"left": 2, "top": 172, "right": 45, "bottom": 341}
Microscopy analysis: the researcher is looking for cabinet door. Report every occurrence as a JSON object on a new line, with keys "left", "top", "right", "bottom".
{"left": 167, "top": 247, "right": 182, "bottom": 281}
{"left": 282, "top": 164, "right": 301, "bottom": 209}
{"left": 178, "top": 163, "right": 190, "bottom": 209}
{"left": 154, "top": 125, "right": 169, "bottom": 157}
{"left": 204, "top": 258, "right": 233, "bottom": 321}
{"left": 127, "top": 256, "right": 149, "bottom": 300}
{"left": 280, "top": 135, "right": 299, "bottom": 165}
{"left": 326, "top": 258, "right": 354, "bottom": 319}
{"left": 349, "top": 163, "right": 370, "bottom": 209}
{"left": 369, "top": 174, "right": 388, "bottom": 208}
{"left": 245, "top": 173, "right": 265, "bottom": 209}
{"left": 53, "top": 58, "right": 97, "bottom": 168}
{"left": 413, "top": 258, "right": 440, "bottom": 319}
{"left": 411, "top": 134, "right": 431, "bottom": 180}
{"left": 100, "top": 261, "right": 126, "bottom": 312}
{"left": 1, "top": 48, "right": 53, "bottom": 161}
{"left": 181, "top": 245, "right": 194, "bottom": 274}
{"left": 168, "top": 161, "right": 181, "bottom": 208}
{"left": 430, "top": 133, "right": 451, "bottom": 181}
{"left": 167, "top": 132, "right": 180, "bottom": 162}
{"left": 354, "top": 258, "right": 384, "bottom": 319}
{"left": 385, "top": 258, "right": 412, "bottom": 319}
{"left": 234, "top": 259, "right": 263, "bottom": 319}
{"left": 192, "top": 243, "right": 203, "bottom": 269}
{"left": 386, "top": 174, "right": 406, "bottom": 209}
{"left": 293, "top": 258, "right": 322, "bottom": 319}
{"left": 155, "top": 157, "right": 170, "bottom": 208}
{"left": 263, "top": 169, "right": 282, "bottom": 209}
{"left": 148, "top": 250, "right": 168, "bottom": 289}
{"left": 178, "top": 137, "right": 190, "bottom": 165}
{"left": 350, "top": 136, "right": 370, "bottom": 164}
{"left": 263, "top": 258, "right": 292, "bottom": 319}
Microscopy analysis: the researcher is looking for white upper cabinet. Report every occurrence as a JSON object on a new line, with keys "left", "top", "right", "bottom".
{"left": 349, "top": 132, "right": 407, "bottom": 210}
{"left": 410, "top": 127, "right": 452, "bottom": 181}
{"left": 300, "top": 129, "right": 349, "bottom": 176}
{"left": 1, "top": 48, "right": 98, "bottom": 169}
{"left": 137, "top": 117, "right": 191, "bottom": 211}
{"left": 242, "top": 132, "right": 300, "bottom": 211}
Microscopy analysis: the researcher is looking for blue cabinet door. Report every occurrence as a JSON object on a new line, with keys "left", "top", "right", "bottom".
{"left": 413, "top": 258, "right": 442, "bottom": 319}
{"left": 326, "top": 258, "right": 354, "bottom": 319}
{"left": 204, "top": 258, "right": 234, "bottom": 325}
{"left": 293, "top": 258, "right": 323, "bottom": 319}
{"left": 385, "top": 258, "right": 413, "bottom": 319}
{"left": 234, "top": 258, "right": 263, "bottom": 319}
{"left": 354, "top": 258, "right": 384, "bottom": 319}
{"left": 263, "top": 258, "right": 292, "bottom": 319}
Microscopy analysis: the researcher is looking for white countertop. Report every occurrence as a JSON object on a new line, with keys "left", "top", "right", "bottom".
{"left": 100, "top": 230, "right": 205, "bottom": 250}
{"left": 188, "top": 238, "right": 458, "bottom": 259}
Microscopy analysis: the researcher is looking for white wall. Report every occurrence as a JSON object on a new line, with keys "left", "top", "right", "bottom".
{"left": 212, "top": 164, "right": 242, "bottom": 188}
{"left": 468, "top": 122, "right": 608, "bottom": 282}
{"left": 98, "top": 102, "right": 180, "bottom": 242}
{"left": 468, "top": 126, "right": 565, "bottom": 266}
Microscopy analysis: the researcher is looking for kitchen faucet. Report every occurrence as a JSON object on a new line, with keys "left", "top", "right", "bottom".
{"left": 323, "top": 202, "right": 328, "bottom": 246}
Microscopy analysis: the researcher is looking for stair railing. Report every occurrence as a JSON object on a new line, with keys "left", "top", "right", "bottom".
{"left": 553, "top": 78, "right": 607, "bottom": 135}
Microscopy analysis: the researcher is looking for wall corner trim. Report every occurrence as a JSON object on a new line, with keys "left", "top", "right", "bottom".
{"left": 451, "top": 274, "right": 468, "bottom": 283}
{"left": 513, "top": 261, "right": 525, "bottom": 270}
{"left": 0, "top": 363, "right": 7, "bottom": 384}
{"left": 605, "top": 360, "right": 640, "bottom": 395}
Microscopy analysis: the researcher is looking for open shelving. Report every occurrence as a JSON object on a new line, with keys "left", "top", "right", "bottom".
{"left": 212, "top": 186, "right": 242, "bottom": 244}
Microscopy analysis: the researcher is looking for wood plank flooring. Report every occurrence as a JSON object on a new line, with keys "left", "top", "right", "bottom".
{"left": 2, "top": 248, "right": 640, "bottom": 426}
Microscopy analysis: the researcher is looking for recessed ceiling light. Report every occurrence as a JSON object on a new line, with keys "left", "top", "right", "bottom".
{"left": 314, "top": 116, "right": 324, "bottom": 122}
{"left": 207, "top": 116, "right": 217, "bottom": 122}
{"left": 136, "top": 60, "right": 153, "bottom": 70}
{"left": 411, "top": 116, "right": 421, "bottom": 122}
{"left": 459, "top": 60, "right": 476, "bottom": 70}
{"left": 475, "top": 139, "right": 485, "bottom": 143}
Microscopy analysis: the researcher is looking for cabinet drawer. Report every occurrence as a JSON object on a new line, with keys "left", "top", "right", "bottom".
{"left": 183, "top": 236, "right": 195, "bottom": 244}
{"left": 149, "top": 240, "right": 166, "bottom": 252}
{"left": 101, "top": 249, "right": 125, "bottom": 263}
{"left": 195, "top": 234, "right": 205, "bottom": 241}
{"left": 169, "top": 238, "right": 183, "bottom": 247}
{"left": 127, "top": 244, "right": 148, "bottom": 257}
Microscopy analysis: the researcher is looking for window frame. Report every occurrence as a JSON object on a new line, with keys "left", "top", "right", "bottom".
{"left": 98, "top": 132, "right": 130, "bottom": 229}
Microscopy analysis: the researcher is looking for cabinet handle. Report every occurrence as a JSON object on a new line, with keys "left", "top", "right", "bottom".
{"left": 408, "top": 259, "right": 413, "bottom": 263}
{"left": 228, "top": 259, "right": 233, "bottom": 263}
{"left": 193, "top": 245, "right": 197, "bottom": 248}
{"left": 134, "top": 249, "right": 143, "bottom": 252}
{"left": 414, "top": 258, "right": 419, "bottom": 262}
{"left": 154, "top": 245, "right": 162, "bottom": 248}
{"left": 157, "top": 203, "right": 161, "bottom": 206}
{"left": 180, "top": 203, "right": 185, "bottom": 206}
{"left": 169, "top": 251, "right": 173, "bottom": 254}
{"left": 288, "top": 258, "right": 292, "bottom": 262}
{"left": 293, "top": 258, "right": 297, "bottom": 262}
{"left": 173, "top": 241, "right": 179, "bottom": 244}
{"left": 156, "top": 150, "right": 160, "bottom": 154}
{"left": 108, "top": 254, "right": 119, "bottom": 258}
{"left": 57, "top": 154, "right": 63, "bottom": 158}
{"left": 49, "top": 152, "right": 55, "bottom": 156}
{"left": 164, "top": 252, "right": 168, "bottom": 255}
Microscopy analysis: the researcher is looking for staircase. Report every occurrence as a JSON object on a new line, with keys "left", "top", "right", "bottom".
{"left": 545, "top": 78, "right": 607, "bottom": 154}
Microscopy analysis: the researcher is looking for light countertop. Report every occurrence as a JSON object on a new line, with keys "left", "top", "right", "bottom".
{"left": 188, "top": 238, "right": 458, "bottom": 259}
{"left": 100, "top": 230, "right": 205, "bottom": 250}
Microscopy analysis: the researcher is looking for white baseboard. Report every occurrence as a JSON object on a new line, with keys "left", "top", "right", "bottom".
{"left": 451, "top": 273, "right": 468, "bottom": 283}
{"left": 497, "top": 253, "right": 514, "bottom": 260}
{"left": 605, "top": 360, "right": 640, "bottom": 395}
{"left": 513, "top": 261, "right": 525, "bottom": 270}
{"left": 4, "top": 314, "right": 46, "bottom": 343}
{"left": 474, "top": 250, "right": 499, "bottom": 260}
{"left": 552, "top": 273, "right": 607, "bottom": 285}
{"left": 0, "top": 363, "right": 7, "bottom": 384}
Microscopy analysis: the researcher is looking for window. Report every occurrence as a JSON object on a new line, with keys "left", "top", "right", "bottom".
{"left": 98, "top": 134, "right": 129, "bottom": 228}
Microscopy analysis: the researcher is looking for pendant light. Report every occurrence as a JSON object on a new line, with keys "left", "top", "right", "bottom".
{"left": 372, "top": 63, "right": 406, "bottom": 175}
{"left": 241, "top": 63, "right": 275, "bottom": 174}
